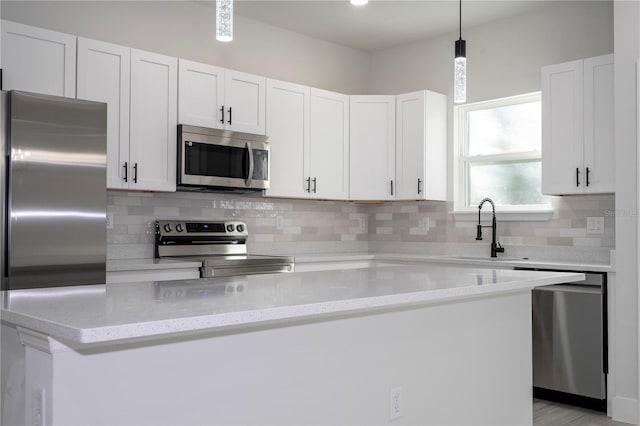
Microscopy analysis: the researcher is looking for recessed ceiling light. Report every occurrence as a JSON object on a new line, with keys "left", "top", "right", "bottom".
{"left": 350, "top": 0, "right": 368, "bottom": 6}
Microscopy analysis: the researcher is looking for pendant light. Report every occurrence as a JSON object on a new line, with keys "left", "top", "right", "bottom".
{"left": 454, "top": 0, "right": 466, "bottom": 103}
{"left": 216, "top": 0, "right": 233, "bottom": 42}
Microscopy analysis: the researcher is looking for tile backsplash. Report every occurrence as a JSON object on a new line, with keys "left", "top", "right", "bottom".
{"left": 107, "top": 191, "right": 615, "bottom": 260}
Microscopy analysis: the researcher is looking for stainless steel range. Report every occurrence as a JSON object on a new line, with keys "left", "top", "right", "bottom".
{"left": 155, "top": 220, "right": 294, "bottom": 277}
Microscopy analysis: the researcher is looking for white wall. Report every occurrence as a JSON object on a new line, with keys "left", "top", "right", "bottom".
{"left": 0, "top": 1, "right": 371, "bottom": 95}
{"left": 367, "top": 1, "right": 613, "bottom": 99}
{"left": 614, "top": 1, "right": 640, "bottom": 424}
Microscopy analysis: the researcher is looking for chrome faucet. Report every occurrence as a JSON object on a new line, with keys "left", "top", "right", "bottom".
{"left": 476, "top": 197, "right": 505, "bottom": 258}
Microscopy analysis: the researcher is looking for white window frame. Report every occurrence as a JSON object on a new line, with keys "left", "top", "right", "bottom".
{"left": 452, "top": 92, "right": 553, "bottom": 221}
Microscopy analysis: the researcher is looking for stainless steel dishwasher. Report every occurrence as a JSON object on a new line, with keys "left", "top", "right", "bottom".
{"left": 527, "top": 270, "right": 607, "bottom": 411}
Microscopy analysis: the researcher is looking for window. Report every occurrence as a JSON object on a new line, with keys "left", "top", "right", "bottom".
{"left": 454, "top": 93, "right": 551, "bottom": 217}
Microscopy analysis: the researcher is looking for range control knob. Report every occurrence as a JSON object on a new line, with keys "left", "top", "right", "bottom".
{"left": 163, "top": 223, "right": 172, "bottom": 233}
{"left": 175, "top": 224, "right": 184, "bottom": 232}
{"left": 236, "top": 224, "right": 245, "bottom": 232}
{"left": 226, "top": 224, "right": 235, "bottom": 232}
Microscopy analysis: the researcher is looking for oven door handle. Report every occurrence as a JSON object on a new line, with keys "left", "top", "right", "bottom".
{"left": 245, "top": 142, "right": 254, "bottom": 187}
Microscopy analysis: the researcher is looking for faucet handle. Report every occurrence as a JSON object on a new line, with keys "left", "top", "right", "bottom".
{"left": 496, "top": 242, "right": 505, "bottom": 253}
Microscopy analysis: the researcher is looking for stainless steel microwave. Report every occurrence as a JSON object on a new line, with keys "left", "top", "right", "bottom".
{"left": 177, "top": 125, "right": 269, "bottom": 191}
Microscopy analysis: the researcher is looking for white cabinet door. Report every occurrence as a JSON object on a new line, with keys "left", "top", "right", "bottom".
{"left": 396, "top": 90, "right": 447, "bottom": 201}
{"left": 1, "top": 20, "right": 76, "bottom": 97}
{"left": 225, "top": 69, "right": 266, "bottom": 135}
{"left": 583, "top": 54, "right": 614, "bottom": 193}
{"left": 130, "top": 49, "right": 177, "bottom": 192}
{"left": 542, "top": 55, "right": 614, "bottom": 195}
{"left": 178, "top": 59, "right": 225, "bottom": 129}
{"left": 309, "top": 88, "right": 350, "bottom": 200}
{"left": 349, "top": 95, "right": 396, "bottom": 200}
{"left": 265, "top": 79, "right": 310, "bottom": 198}
{"left": 541, "top": 60, "right": 584, "bottom": 195}
{"left": 77, "top": 38, "right": 131, "bottom": 190}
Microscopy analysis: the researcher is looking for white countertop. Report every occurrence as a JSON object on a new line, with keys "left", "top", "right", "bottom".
{"left": 294, "top": 252, "right": 614, "bottom": 272}
{"left": 1, "top": 264, "right": 583, "bottom": 345}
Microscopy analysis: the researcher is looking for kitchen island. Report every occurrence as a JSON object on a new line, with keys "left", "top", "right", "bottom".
{"left": 1, "top": 264, "right": 583, "bottom": 425}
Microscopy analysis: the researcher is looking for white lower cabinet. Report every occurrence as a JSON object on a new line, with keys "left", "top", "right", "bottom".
{"left": 78, "top": 40, "right": 177, "bottom": 192}
{"left": 395, "top": 90, "right": 447, "bottom": 201}
{"left": 1, "top": 20, "right": 76, "bottom": 97}
{"left": 265, "top": 82, "right": 349, "bottom": 200}
{"left": 349, "top": 96, "right": 396, "bottom": 200}
{"left": 541, "top": 54, "right": 614, "bottom": 195}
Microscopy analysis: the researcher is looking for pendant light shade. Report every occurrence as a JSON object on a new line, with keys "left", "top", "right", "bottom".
{"left": 216, "top": 0, "right": 233, "bottom": 42}
{"left": 454, "top": 0, "right": 466, "bottom": 103}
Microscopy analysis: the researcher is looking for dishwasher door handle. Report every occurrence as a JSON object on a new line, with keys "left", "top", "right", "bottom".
{"left": 533, "top": 284, "right": 602, "bottom": 295}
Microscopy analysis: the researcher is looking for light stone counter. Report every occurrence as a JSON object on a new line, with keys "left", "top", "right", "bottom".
{"left": 1, "top": 264, "right": 583, "bottom": 345}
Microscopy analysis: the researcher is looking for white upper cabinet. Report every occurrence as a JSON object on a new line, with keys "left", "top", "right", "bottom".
{"left": 225, "top": 69, "right": 266, "bottom": 135}
{"left": 309, "top": 88, "right": 350, "bottom": 200}
{"left": 265, "top": 81, "right": 349, "bottom": 200}
{"left": 178, "top": 60, "right": 266, "bottom": 135}
{"left": 395, "top": 90, "right": 447, "bottom": 201}
{"left": 78, "top": 41, "right": 177, "bottom": 192}
{"left": 583, "top": 55, "right": 614, "bottom": 194}
{"left": 129, "top": 49, "right": 177, "bottom": 192}
{"left": 1, "top": 20, "right": 76, "bottom": 97}
{"left": 349, "top": 96, "right": 396, "bottom": 201}
{"left": 178, "top": 59, "right": 224, "bottom": 129}
{"left": 542, "top": 54, "right": 614, "bottom": 195}
{"left": 265, "top": 79, "right": 310, "bottom": 199}
{"left": 77, "top": 37, "right": 131, "bottom": 190}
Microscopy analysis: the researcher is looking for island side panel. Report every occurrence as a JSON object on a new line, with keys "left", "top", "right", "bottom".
{"left": 44, "top": 291, "right": 532, "bottom": 425}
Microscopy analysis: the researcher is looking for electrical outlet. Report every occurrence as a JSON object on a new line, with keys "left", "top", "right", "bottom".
{"left": 106, "top": 212, "right": 114, "bottom": 230}
{"left": 276, "top": 216, "right": 284, "bottom": 230}
{"left": 31, "top": 388, "right": 45, "bottom": 426}
{"left": 419, "top": 217, "right": 430, "bottom": 231}
{"left": 586, "top": 217, "right": 604, "bottom": 235}
{"left": 389, "top": 387, "right": 403, "bottom": 421}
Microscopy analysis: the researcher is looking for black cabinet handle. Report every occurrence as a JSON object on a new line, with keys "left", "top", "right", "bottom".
{"left": 123, "top": 161, "right": 128, "bottom": 182}
{"left": 312, "top": 177, "right": 317, "bottom": 193}
{"left": 133, "top": 163, "right": 138, "bottom": 183}
{"left": 227, "top": 107, "right": 232, "bottom": 125}
{"left": 391, "top": 180, "right": 394, "bottom": 196}
{"left": 576, "top": 168, "right": 580, "bottom": 187}
{"left": 418, "top": 178, "right": 422, "bottom": 194}
{"left": 586, "top": 167, "right": 591, "bottom": 187}
{"left": 220, "top": 106, "right": 225, "bottom": 124}
{"left": 305, "top": 177, "right": 311, "bottom": 193}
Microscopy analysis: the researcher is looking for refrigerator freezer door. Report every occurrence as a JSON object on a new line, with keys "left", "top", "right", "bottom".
{"left": 7, "top": 91, "right": 107, "bottom": 289}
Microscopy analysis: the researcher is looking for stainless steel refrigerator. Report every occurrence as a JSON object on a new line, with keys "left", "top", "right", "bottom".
{"left": 1, "top": 90, "right": 107, "bottom": 290}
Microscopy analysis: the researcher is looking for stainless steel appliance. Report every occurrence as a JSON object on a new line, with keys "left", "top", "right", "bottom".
{"left": 155, "top": 220, "right": 294, "bottom": 277}
{"left": 1, "top": 90, "right": 107, "bottom": 290}
{"left": 531, "top": 270, "right": 607, "bottom": 411}
{"left": 177, "top": 125, "right": 269, "bottom": 192}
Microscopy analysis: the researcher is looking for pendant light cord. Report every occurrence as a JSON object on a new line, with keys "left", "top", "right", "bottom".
{"left": 459, "top": 0, "right": 462, "bottom": 40}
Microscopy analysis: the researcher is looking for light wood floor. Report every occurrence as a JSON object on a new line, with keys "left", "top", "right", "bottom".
{"left": 534, "top": 399, "right": 634, "bottom": 426}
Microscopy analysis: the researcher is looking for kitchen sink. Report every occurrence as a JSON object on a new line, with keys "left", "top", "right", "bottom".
{"left": 435, "top": 256, "right": 527, "bottom": 262}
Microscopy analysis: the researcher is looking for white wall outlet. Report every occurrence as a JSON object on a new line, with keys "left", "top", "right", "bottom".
{"left": 586, "top": 217, "right": 604, "bottom": 235}
{"left": 358, "top": 217, "right": 366, "bottom": 231}
{"left": 106, "top": 212, "right": 114, "bottom": 230}
{"left": 389, "top": 387, "right": 404, "bottom": 421}
{"left": 276, "top": 216, "right": 284, "bottom": 230}
{"left": 419, "top": 217, "right": 430, "bottom": 231}
{"left": 31, "top": 388, "right": 45, "bottom": 426}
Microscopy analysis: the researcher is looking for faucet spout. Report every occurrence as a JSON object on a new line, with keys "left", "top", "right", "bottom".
{"left": 476, "top": 197, "right": 505, "bottom": 258}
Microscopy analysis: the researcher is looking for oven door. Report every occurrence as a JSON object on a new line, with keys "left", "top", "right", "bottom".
{"left": 179, "top": 127, "right": 269, "bottom": 190}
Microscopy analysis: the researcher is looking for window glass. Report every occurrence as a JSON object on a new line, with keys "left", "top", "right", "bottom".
{"left": 467, "top": 161, "right": 546, "bottom": 206}
{"left": 467, "top": 102, "right": 542, "bottom": 156}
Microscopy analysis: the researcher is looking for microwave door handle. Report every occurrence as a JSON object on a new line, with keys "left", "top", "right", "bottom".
{"left": 246, "top": 142, "right": 254, "bottom": 187}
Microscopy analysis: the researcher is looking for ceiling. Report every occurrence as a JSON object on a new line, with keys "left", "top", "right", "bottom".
{"left": 233, "top": 1, "right": 550, "bottom": 52}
